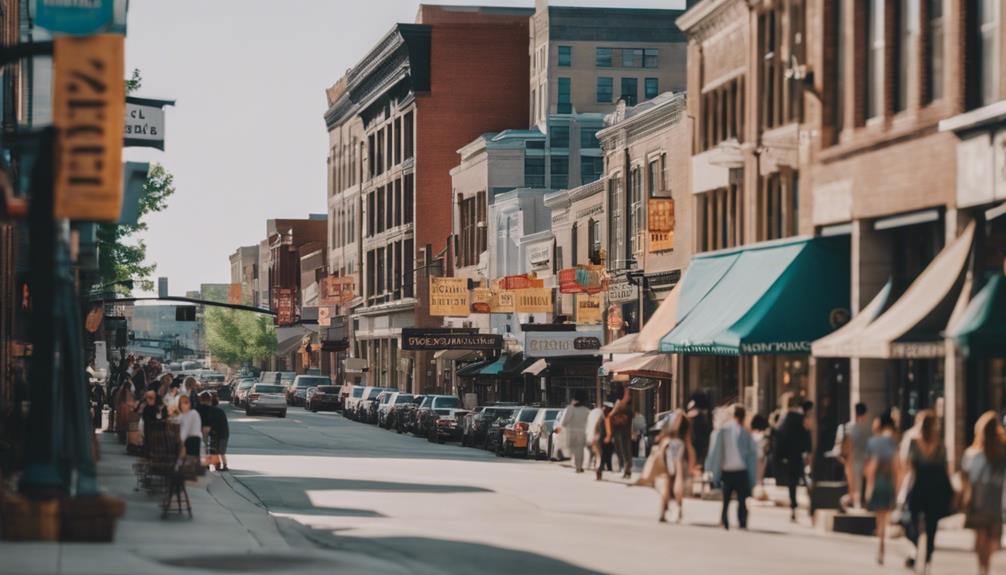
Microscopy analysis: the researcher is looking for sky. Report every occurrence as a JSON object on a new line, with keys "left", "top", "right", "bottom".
{"left": 124, "top": 0, "right": 685, "bottom": 296}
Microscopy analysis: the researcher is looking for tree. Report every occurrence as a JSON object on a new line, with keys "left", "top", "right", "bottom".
{"left": 204, "top": 307, "right": 277, "bottom": 367}
{"left": 96, "top": 69, "right": 175, "bottom": 293}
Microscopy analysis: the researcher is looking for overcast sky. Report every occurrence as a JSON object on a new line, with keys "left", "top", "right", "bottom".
{"left": 124, "top": 0, "right": 685, "bottom": 296}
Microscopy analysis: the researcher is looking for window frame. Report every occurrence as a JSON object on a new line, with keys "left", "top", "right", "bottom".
{"left": 644, "top": 77, "right": 659, "bottom": 100}
{"left": 596, "top": 76, "right": 613, "bottom": 103}
{"left": 557, "top": 77, "right": 572, "bottom": 114}
{"left": 558, "top": 45, "right": 572, "bottom": 67}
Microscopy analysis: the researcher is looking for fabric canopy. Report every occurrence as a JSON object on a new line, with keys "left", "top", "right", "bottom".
{"left": 833, "top": 222, "right": 975, "bottom": 359}
{"left": 606, "top": 352, "right": 673, "bottom": 379}
{"left": 660, "top": 236, "right": 850, "bottom": 355}
{"left": 522, "top": 358, "right": 548, "bottom": 376}
{"left": 456, "top": 358, "right": 495, "bottom": 377}
{"left": 599, "top": 333, "right": 637, "bottom": 354}
{"left": 634, "top": 280, "right": 682, "bottom": 352}
{"left": 950, "top": 273, "right": 1006, "bottom": 356}
{"left": 434, "top": 349, "right": 478, "bottom": 361}
{"left": 812, "top": 281, "right": 893, "bottom": 357}
{"left": 599, "top": 353, "right": 643, "bottom": 375}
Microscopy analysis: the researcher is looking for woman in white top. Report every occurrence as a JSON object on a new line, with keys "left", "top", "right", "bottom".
{"left": 176, "top": 395, "right": 203, "bottom": 460}
{"left": 558, "top": 395, "right": 590, "bottom": 473}
{"left": 659, "top": 410, "right": 695, "bottom": 523}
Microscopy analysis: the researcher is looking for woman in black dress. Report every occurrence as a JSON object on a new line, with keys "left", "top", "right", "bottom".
{"left": 905, "top": 409, "right": 953, "bottom": 571}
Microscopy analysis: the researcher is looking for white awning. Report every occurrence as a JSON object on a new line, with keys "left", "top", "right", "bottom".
{"left": 814, "top": 222, "right": 974, "bottom": 359}
{"left": 433, "top": 349, "right": 478, "bottom": 361}
{"left": 812, "top": 281, "right": 892, "bottom": 357}
{"left": 606, "top": 352, "right": 674, "bottom": 379}
{"left": 599, "top": 353, "right": 643, "bottom": 376}
{"left": 599, "top": 333, "right": 637, "bottom": 353}
{"left": 634, "top": 279, "right": 682, "bottom": 352}
{"left": 522, "top": 358, "right": 548, "bottom": 376}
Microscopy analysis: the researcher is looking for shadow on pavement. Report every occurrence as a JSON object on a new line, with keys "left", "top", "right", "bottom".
{"left": 231, "top": 474, "right": 493, "bottom": 494}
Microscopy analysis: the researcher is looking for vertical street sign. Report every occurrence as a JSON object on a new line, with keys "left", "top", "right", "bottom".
{"left": 52, "top": 34, "right": 125, "bottom": 221}
{"left": 34, "top": 0, "right": 116, "bottom": 36}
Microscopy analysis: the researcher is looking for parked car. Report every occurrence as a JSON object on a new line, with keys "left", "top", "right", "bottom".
{"left": 365, "top": 390, "right": 394, "bottom": 424}
{"left": 500, "top": 407, "right": 540, "bottom": 457}
{"left": 355, "top": 386, "right": 392, "bottom": 422}
{"left": 259, "top": 371, "right": 281, "bottom": 385}
{"left": 427, "top": 408, "right": 468, "bottom": 443}
{"left": 338, "top": 379, "right": 366, "bottom": 410}
{"left": 288, "top": 374, "right": 332, "bottom": 406}
{"left": 548, "top": 407, "right": 569, "bottom": 461}
{"left": 245, "top": 384, "right": 287, "bottom": 417}
{"left": 279, "top": 371, "right": 296, "bottom": 388}
{"left": 232, "top": 380, "right": 256, "bottom": 408}
{"left": 414, "top": 395, "right": 463, "bottom": 437}
{"left": 483, "top": 407, "right": 518, "bottom": 451}
{"left": 306, "top": 385, "right": 341, "bottom": 412}
{"left": 342, "top": 385, "right": 366, "bottom": 419}
{"left": 466, "top": 405, "right": 516, "bottom": 448}
{"left": 395, "top": 395, "right": 426, "bottom": 434}
{"left": 527, "top": 407, "right": 561, "bottom": 460}
{"left": 379, "top": 392, "right": 413, "bottom": 428}
{"left": 460, "top": 406, "right": 486, "bottom": 446}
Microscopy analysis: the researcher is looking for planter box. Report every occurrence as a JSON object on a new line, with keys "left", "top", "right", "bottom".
{"left": 0, "top": 494, "right": 60, "bottom": 541}
{"left": 60, "top": 495, "right": 125, "bottom": 542}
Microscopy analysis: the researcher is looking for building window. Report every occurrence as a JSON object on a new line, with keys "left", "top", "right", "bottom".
{"left": 458, "top": 194, "right": 480, "bottom": 268}
{"left": 644, "top": 78, "right": 659, "bottom": 99}
{"left": 696, "top": 183, "right": 744, "bottom": 253}
{"left": 580, "top": 156, "right": 603, "bottom": 184}
{"left": 757, "top": 169, "right": 799, "bottom": 241}
{"left": 587, "top": 218, "right": 602, "bottom": 263}
{"left": 376, "top": 129, "right": 385, "bottom": 175}
{"left": 596, "top": 77, "right": 613, "bottom": 103}
{"left": 404, "top": 174, "right": 414, "bottom": 224}
{"left": 608, "top": 174, "right": 625, "bottom": 266}
{"left": 525, "top": 155, "right": 546, "bottom": 187}
{"left": 647, "top": 156, "right": 663, "bottom": 196}
{"left": 385, "top": 184, "right": 394, "bottom": 231}
{"left": 925, "top": 0, "right": 944, "bottom": 102}
{"left": 376, "top": 247, "right": 385, "bottom": 294}
{"left": 557, "top": 77, "right": 572, "bottom": 114}
{"left": 403, "top": 238, "right": 414, "bottom": 298}
{"left": 550, "top": 124, "right": 570, "bottom": 148}
{"left": 394, "top": 178, "right": 402, "bottom": 228}
{"left": 700, "top": 76, "right": 745, "bottom": 151}
{"left": 366, "top": 250, "right": 375, "bottom": 299}
{"left": 788, "top": 0, "right": 805, "bottom": 123}
{"left": 643, "top": 48, "right": 659, "bottom": 68}
{"left": 531, "top": 88, "right": 536, "bottom": 123}
{"left": 368, "top": 134, "right": 376, "bottom": 178}
{"left": 394, "top": 117, "right": 402, "bottom": 165}
{"left": 393, "top": 240, "right": 402, "bottom": 300}
{"left": 979, "top": 0, "right": 1000, "bottom": 107}
{"left": 629, "top": 166, "right": 644, "bottom": 257}
{"left": 550, "top": 156, "right": 569, "bottom": 189}
{"left": 621, "top": 77, "right": 638, "bottom": 105}
{"left": 571, "top": 222, "right": 578, "bottom": 266}
{"left": 367, "top": 192, "right": 375, "bottom": 237}
{"left": 558, "top": 46, "right": 572, "bottom": 67}
{"left": 897, "top": 0, "right": 920, "bottom": 113}
{"left": 385, "top": 124, "right": 393, "bottom": 171}
{"left": 828, "top": 0, "right": 844, "bottom": 142}
{"left": 867, "top": 0, "right": 885, "bottom": 119}
{"left": 596, "top": 47, "right": 613, "bottom": 68}
{"left": 759, "top": 5, "right": 783, "bottom": 130}
{"left": 580, "top": 126, "right": 600, "bottom": 149}
{"left": 622, "top": 48, "right": 643, "bottom": 68}
{"left": 403, "top": 111, "right": 414, "bottom": 160}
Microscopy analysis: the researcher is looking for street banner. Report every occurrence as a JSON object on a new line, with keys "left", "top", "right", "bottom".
{"left": 471, "top": 287, "right": 492, "bottom": 314}
{"left": 401, "top": 328, "right": 502, "bottom": 351}
{"left": 35, "top": 0, "right": 115, "bottom": 35}
{"left": 514, "top": 287, "right": 552, "bottom": 313}
{"left": 124, "top": 96, "right": 174, "bottom": 150}
{"left": 274, "top": 287, "right": 295, "bottom": 326}
{"left": 558, "top": 268, "right": 582, "bottom": 294}
{"left": 576, "top": 293, "right": 602, "bottom": 325}
{"left": 490, "top": 289, "right": 515, "bottom": 313}
{"left": 53, "top": 34, "right": 125, "bottom": 221}
{"left": 429, "top": 277, "right": 469, "bottom": 316}
{"left": 227, "top": 283, "right": 241, "bottom": 304}
{"left": 648, "top": 198, "right": 675, "bottom": 252}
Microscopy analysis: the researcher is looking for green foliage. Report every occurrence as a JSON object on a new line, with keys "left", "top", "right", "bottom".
{"left": 204, "top": 308, "right": 277, "bottom": 367}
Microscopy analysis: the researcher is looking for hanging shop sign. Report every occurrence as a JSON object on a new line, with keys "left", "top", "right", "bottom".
{"left": 499, "top": 274, "right": 543, "bottom": 291}
{"left": 274, "top": 287, "right": 295, "bottom": 326}
{"left": 401, "top": 328, "right": 502, "bottom": 351}
{"left": 575, "top": 265, "right": 607, "bottom": 294}
{"left": 514, "top": 287, "right": 552, "bottom": 313}
{"left": 490, "top": 289, "right": 515, "bottom": 313}
{"left": 53, "top": 34, "right": 125, "bottom": 221}
{"left": 525, "top": 326, "right": 604, "bottom": 357}
{"left": 320, "top": 275, "right": 355, "bottom": 306}
{"left": 576, "top": 293, "right": 603, "bottom": 325}
{"left": 607, "top": 278, "right": 638, "bottom": 304}
{"left": 124, "top": 96, "right": 174, "bottom": 150}
{"left": 648, "top": 198, "right": 675, "bottom": 252}
{"left": 527, "top": 244, "right": 552, "bottom": 270}
{"left": 35, "top": 0, "right": 116, "bottom": 35}
{"left": 471, "top": 287, "right": 493, "bottom": 314}
{"left": 559, "top": 268, "right": 582, "bottom": 294}
{"left": 429, "top": 277, "right": 470, "bottom": 316}
{"left": 318, "top": 306, "right": 335, "bottom": 327}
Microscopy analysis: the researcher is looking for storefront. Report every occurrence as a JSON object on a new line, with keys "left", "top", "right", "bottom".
{"left": 523, "top": 325, "right": 603, "bottom": 407}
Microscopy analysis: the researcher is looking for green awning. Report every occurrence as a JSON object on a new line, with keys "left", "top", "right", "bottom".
{"left": 660, "top": 236, "right": 850, "bottom": 355}
{"left": 456, "top": 358, "right": 495, "bottom": 377}
{"left": 951, "top": 273, "right": 1006, "bottom": 356}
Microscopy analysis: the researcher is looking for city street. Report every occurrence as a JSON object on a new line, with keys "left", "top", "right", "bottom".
{"left": 216, "top": 406, "right": 982, "bottom": 575}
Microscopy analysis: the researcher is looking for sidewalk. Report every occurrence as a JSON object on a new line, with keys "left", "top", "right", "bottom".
{"left": 0, "top": 431, "right": 408, "bottom": 575}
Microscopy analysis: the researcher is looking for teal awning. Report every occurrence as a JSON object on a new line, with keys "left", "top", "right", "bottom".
{"left": 660, "top": 236, "right": 850, "bottom": 355}
{"left": 456, "top": 358, "right": 495, "bottom": 377}
{"left": 951, "top": 273, "right": 1006, "bottom": 356}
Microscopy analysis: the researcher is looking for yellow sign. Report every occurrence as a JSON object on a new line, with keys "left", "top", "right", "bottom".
{"left": 514, "top": 287, "right": 552, "bottom": 313}
{"left": 53, "top": 35, "right": 125, "bottom": 221}
{"left": 471, "top": 287, "right": 492, "bottom": 314}
{"left": 490, "top": 289, "right": 515, "bottom": 313}
{"left": 429, "top": 277, "right": 469, "bottom": 316}
{"left": 648, "top": 198, "right": 675, "bottom": 252}
{"left": 576, "top": 293, "right": 603, "bottom": 325}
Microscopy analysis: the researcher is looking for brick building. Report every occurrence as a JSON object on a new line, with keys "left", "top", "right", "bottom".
{"left": 228, "top": 244, "right": 259, "bottom": 307}
{"left": 323, "top": 4, "right": 532, "bottom": 393}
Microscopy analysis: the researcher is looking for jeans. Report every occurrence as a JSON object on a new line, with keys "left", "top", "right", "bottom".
{"left": 781, "top": 460, "right": 803, "bottom": 510}
{"left": 613, "top": 428, "right": 633, "bottom": 476}
{"left": 720, "top": 470, "right": 750, "bottom": 528}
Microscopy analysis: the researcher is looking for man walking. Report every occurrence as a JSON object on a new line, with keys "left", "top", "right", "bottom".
{"left": 706, "top": 404, "right": 758, "bottom": 530}
{"left": 775, "top": 393, "right": 812, "bottom": 521}
{"left": 558, "top": 392, "right": 590, "bottom": 473}
{"left": 608, "top": 383, "right": 635, "bottom": 479}
{"left": 835, "top": 402, "right": 870, "bottom": 508}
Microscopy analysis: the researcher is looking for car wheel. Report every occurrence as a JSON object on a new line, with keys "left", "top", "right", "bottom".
{"left": 279, "top": 410, "right": 287, "bottom": 418}
{"left": 245, "top": 407, "right": 253, "bottom": 416}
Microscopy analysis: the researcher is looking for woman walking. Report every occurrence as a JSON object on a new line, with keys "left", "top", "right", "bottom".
{"left": 864, "top": 411, "right": 900, "bottom": 565}
{"left": 558, "top": 393, "right": 590, "bottom": 473}
{"left": 961, "top": 411, "right": 1006, "bottom": 575}
{"left": 904, "top": 409, "right": 954, "bottom": 572}
{"left": 658, "top": 410, "right": 694, "bottom": 523}
{"left": 176, "top": 395, "right": 203, "bottom": 464}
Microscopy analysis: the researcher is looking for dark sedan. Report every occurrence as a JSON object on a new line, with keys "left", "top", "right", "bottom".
{"left": 482, "top": 407, "right": 518, "bottom": 452}
{"left": 306, "top": 385, "right": 341, "bottom": 412}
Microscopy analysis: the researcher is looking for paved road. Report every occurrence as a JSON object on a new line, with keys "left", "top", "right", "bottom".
{"left": 223, "top": 405, "right": 989, "bottom": 575}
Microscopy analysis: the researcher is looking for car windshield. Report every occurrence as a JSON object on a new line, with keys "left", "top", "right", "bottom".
{"left": 395, "top": 395, "right": 413, "bottom": 404}
{"left": 238, "top": 381, "right": 254, "bottom": 389}
{"left": 351, "top": 387, "right": 364, "bottom": 398}
{"left": 316, "top": 386, "right": 339, "bottom": 393}
{"left": 297, "top": 377, "right": 330, "bottom": 387}
{"left": 433, "top": 396, "right": 461, "bottom": 409}
{"left": 518, "top": 409, "right": 539, "bottom": 422}
{"left": 255, "top": 385, "right": 283, "bottom": 393}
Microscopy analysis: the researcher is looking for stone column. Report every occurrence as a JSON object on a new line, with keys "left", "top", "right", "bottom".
{"left": 850, "top": 219, "right": 892, "bottom": 418}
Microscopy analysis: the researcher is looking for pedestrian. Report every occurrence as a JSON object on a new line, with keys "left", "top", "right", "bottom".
{"left": 199, "top": 392, "right": 230, "bottom": 471}
{"left": 90, "top": 378, "right": 106, "bottom": 430}
{"left": 836, "top": 402, "right": 872, "bottom": 509}
{"left": 864, "top": 410, "right": 900, "bottom": 565}
{"left": 176, "top": 395, "right": 203, "bottom": 463}
{"left": 687, "top": 393, "right": 712, "bottom": 469}
{"left": 631, "top": 411, "right": 647, "bottom": 458}
{"left": 705, "top": 404, "right": 758, "bottom": 530}
{"left": 586, "top": 402, "right": 604, "bottom": 472}
{"left": 608, "top": 383, "right": 635, "bottom": 479}
{"left": 903, "top": 409, "right": 954, "bottom": 571}
{"left": 657, "top": 410, "right": 694, "bottom": 524}
{"left": 163, "top": 380, "right": 182, "bottom": 416}
{"left": 592, "top": 403, "right": 614, "bottom": 480}
{"left": 156, "top": 373, "right": 173, "bottom": 396}
{"left": 558, "top": 392, "right": 590, "bottom": 473}
{"left": 773, "top": 393, "right": 811, "bottom": 522}
{"left": 749, "top": 413, "right": 769, "bottom": 500}
{"left": 961, "top": 410, "right": 1006, "bottom": 575}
